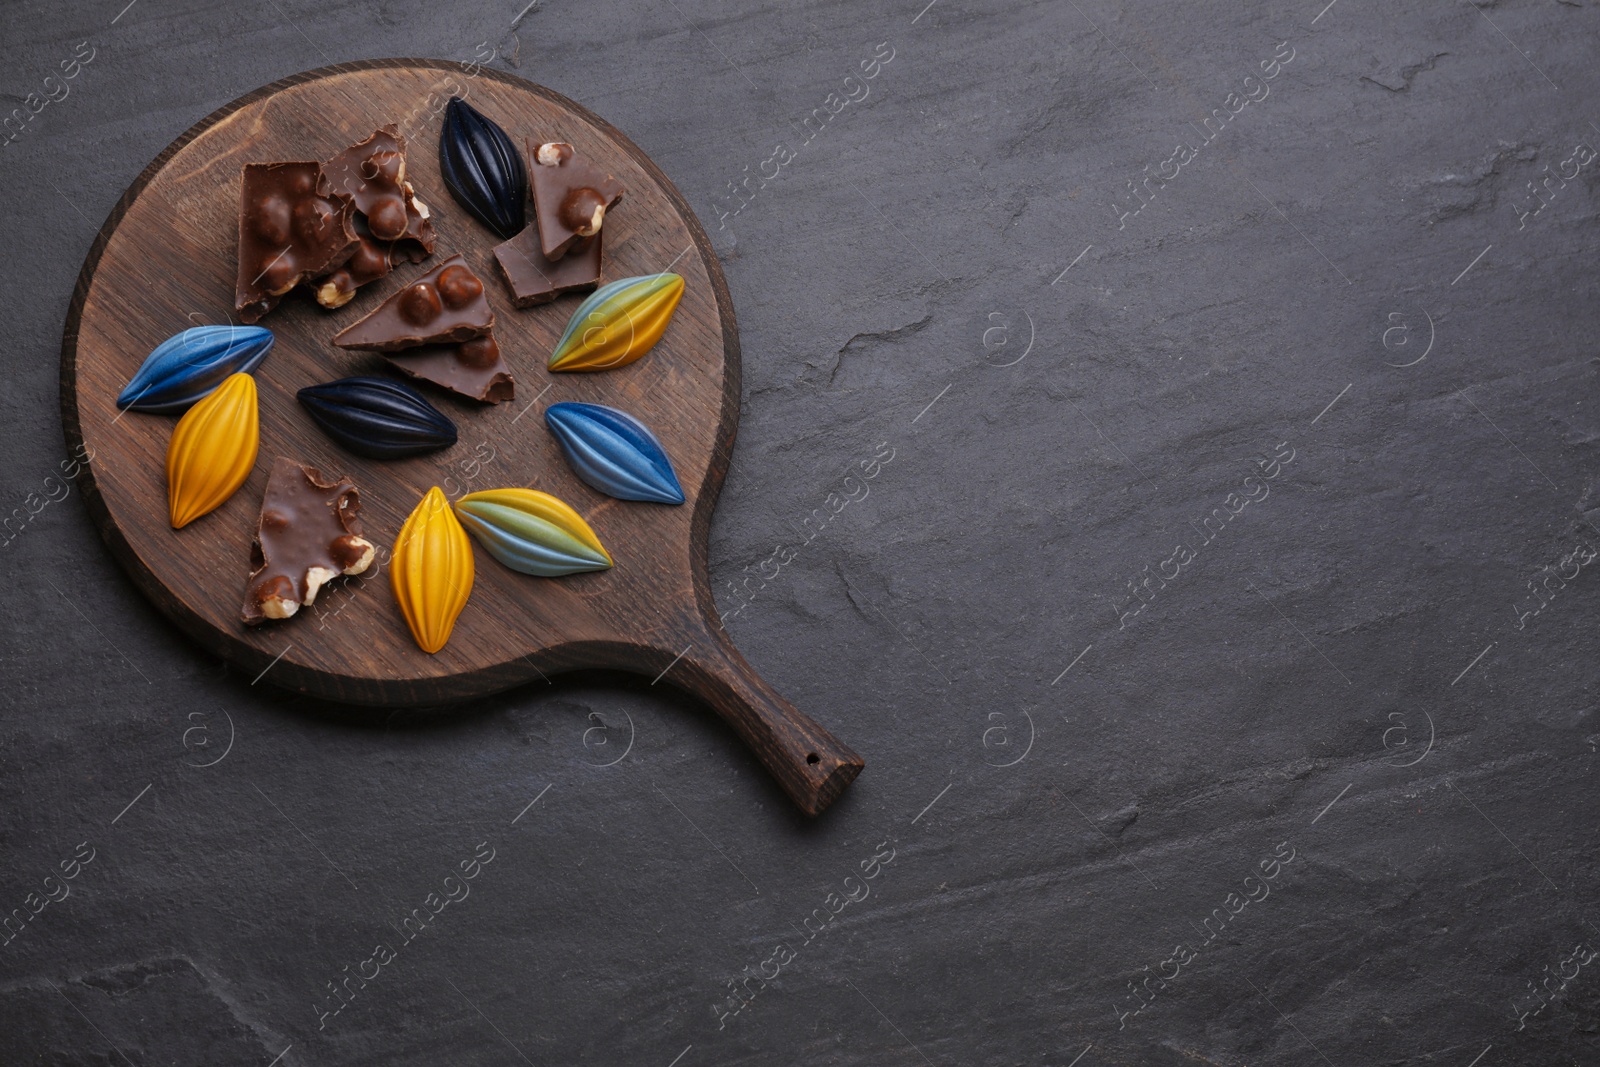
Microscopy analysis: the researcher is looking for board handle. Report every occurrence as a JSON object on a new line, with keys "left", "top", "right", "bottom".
{"left": 661, "top": 624, "right": 863, "bottom": 817}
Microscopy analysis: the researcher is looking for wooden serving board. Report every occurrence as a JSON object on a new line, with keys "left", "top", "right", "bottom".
{"left": 59, "top": 59, "right": 862, "bottom": 816}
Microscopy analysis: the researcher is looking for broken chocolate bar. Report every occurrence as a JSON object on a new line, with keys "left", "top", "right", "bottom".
{"left": 314, "top": 126, "right": 437, "bottom": 307}
{"left": 236, "top": 162, "right": 360, "bottom": 323}
{"left": 243, "top": 457, "right": 376, "bottom": 625}
{"left": 312, "top": 233, "right": 393, "bottom": 309}
{"left": 492, "top": 224, "right": 602, "bottom": 307}
{"left": 331, "top": 254, "right": 494, "bottom": 352}
{"left": 324, "top": 124, "right": 435, "bottom": 256}
{"left": 386, "top": 335, "right": 515, "bottom": 403}
{"left": 528, "top": 138, "right": 624, "bottom": 260}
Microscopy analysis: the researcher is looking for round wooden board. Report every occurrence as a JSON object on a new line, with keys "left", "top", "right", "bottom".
{"left": 61, "top": 60, "right": 862, "bottom": 814}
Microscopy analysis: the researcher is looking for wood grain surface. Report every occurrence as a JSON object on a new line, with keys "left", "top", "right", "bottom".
{"left": 59, "top": 59, "right": 862, "bottom": 816}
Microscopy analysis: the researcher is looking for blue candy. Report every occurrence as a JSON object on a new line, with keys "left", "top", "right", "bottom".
{"left": 117, "top": 325, "right": 274, "bottom": 413}
{"left": 544, "top": 402, "right": 685, "bottom": 505}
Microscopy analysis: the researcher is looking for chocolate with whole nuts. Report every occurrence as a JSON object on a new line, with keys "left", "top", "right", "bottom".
{"left": 312, "top": 234, "right": 394, "bottom": 309}
{"left": 528, "top": 138, "right": 624, "bottom": 260}
{"left": 235, "top": 162, "right": 360, "bottom": 323}
{"left": 324, "top": 126, "right": 416, "bottom": 241}
{"left": 314, "top": 127, "right": 436, "bottom": 307}
{"left": 331, "top": 254, "right": 494, "bottom": 351}
{"left": 243, "top": 457, "right": 375, "bottom": 625}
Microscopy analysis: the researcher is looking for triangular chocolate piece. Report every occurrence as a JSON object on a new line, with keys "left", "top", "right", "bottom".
{"left": 492, "top": 224, "right": 602, "bottom": 307}
{"left": 243, "top": 457, "right": 375, "bottom": 625}
{"left": 332, "top": 254, "right": 494, "bottom": 351}
{"left": 236, "top": 162, "right": 359, "bottom": 323}
{"left": 528, "top": 138, "right": 624, "bottom": 260}
{"left": 385, "top": 334, "right": 515, "bottom": 403}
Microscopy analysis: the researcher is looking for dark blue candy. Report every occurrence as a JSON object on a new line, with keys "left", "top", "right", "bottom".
{"left": 438, "top": 97, "right": 526, "bottom": 240}
{"left": 298, "top": 377, "right": 458, "bottom": 459}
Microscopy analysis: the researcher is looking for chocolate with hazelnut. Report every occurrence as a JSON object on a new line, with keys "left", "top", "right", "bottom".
{"left": 331, "top": 254, "right": 494, "bottom": 352}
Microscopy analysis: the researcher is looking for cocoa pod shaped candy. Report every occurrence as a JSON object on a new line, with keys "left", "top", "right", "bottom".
{"left": 454, "top": 488, "right": 613, "bottom": 577}
{"left": 166, "top": 372, "right": 259, "bottom": 528}
{"left": 118, "top": 325, "right": 274, "bottom": 413}
{"left": 296, "top": 376, "right": 458, "bottom": 459}
{"left": 548, "top": 273, "right": 684, "bottom": 372}
{"left": 543, "top": 402, "right": 684, "bottom": 504}
{"left": 391, "top": 486, "right": 474, "bottom": 654}
{"left": 438, "top": 97, "right": 526, "bottom": 240}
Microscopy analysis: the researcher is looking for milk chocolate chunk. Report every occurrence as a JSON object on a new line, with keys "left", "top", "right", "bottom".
{"left": 313, "top": 233, "right": 394, "bottom": 309}
{"left": 386, "top": 335, "right": 515, "bottom": 403}
{"left": 236, "top": 162, "right": 360, "bottom": 323}
{"left": 492, "top": 224, "right": 602, "bottom": 307}
{"left": 243, "top": 457, "right": 376, "bottom": 625}
{"left": 331, "top": 254, "right": 494, "bottom": 351}
{"left": 528, "top": 138, "right": 624, "bottom": 260}
{"left": 313, "top": 127, "right": 437, "bottom": 306}
{"left": 332, "top": 125, "right": 435, "bottom": 258}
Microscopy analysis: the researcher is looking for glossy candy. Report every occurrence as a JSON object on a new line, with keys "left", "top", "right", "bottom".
{"left": 544, "top": 402, "right": 685, "bottom": 505}
{"left": 297, "top": 376, "right": 458, "bottom": 459}
{"left": 118, "top": 325, "right": 274, "bottom": 413}
{"left": 438, "top": 97, "right": 526, "bottom": 240}
{"left": 548, "top": 273, "right": 684, "bottom": 372}
{"left": 166, "top": 372, "right": 259, "bottom": 528}
{"left": 391, "top": 486, "right": 475, "bottom": 654}
{"left": 454, "top": 488, "right": 613, "bottom": 577}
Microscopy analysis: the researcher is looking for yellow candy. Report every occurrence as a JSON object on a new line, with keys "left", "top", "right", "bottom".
{"left": 166, "top": 371, "right": 258, "bottom": 528}
{"left": 548, "top": 273, "right": 685, "bottom": 372}
{"left": 391, "top": 486, "right": 475, "bottom": 654}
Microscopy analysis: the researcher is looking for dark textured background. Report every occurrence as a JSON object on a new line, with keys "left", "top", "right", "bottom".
{"left": 3, "top": 1, "right": 1599, "bottom": 1064}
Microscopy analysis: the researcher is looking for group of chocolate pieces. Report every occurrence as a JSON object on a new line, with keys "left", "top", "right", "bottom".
{"left": 227, "top": 100, "right": 631, "bottom": 631}
{"left": 234, "top": 111, "right": 624, "bottom": 406}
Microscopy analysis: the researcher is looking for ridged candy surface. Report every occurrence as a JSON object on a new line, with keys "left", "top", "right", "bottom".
{"left": 438, "top": 97, "right": 526, "bottom": 240}
{"left": 118, "top": 325, "right": 274, "bottom": 413}
{"left": 390, "top": 486, "right": 475, "bottom": 654}
{"left": 548, "top": 273, "right": 684, "bottom": 372}
{"left": 454, "top": 488, "right": 613, "bottom": 576}
{"left": 543, "top": 402, "right": 685, "bottom": 505}
{"left": 166, "top": 372, "right": 259, "bottom": 528}
{"left": 297, "top": 376, "right": 458, "bottom": 459}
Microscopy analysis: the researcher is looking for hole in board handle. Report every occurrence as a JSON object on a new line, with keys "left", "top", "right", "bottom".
{"left": 806, "top": 752, "right": 820, "bottom": 765}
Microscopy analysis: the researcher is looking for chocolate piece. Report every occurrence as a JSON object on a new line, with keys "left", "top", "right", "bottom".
{"left": 492, "top": 224, "right": 602, "bottom": 307}
{"left": 386, "top": 335, "right": 515, "bottom": 403}
{"left": 313, "top": 127, "right": 437, "bottom": 307}
{"left": 236, "top": 162, "right": 360, "bottom": 323}
{"left": 243, "top": 457, "right": 376, "bottom": 625}
{"left": 313, "top": 233, "right": 393, "bottom": 309}
{"left": 325, "top": 124, "right": 436, "bottom": 258}
{"left": 528, "top": 138, "right": 624, "bottom": 260}
{"left": 331, "top": 254, "right": 494, "bottom": 351}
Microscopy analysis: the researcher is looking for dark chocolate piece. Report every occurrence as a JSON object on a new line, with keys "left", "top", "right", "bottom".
{"left": 331, "top": 254, "right": 494, "bottom": 351}
{"left": 492, "top": 224, "right": 602, "bottom": 307}
{"left": 298, "top": 377, "right": 459, "bottom": 458}
{"left": 528, "top": 138, "right": 624, "bottom": 260}
{"left": 324, "top": 124, "right": 436, "bottom": 255}
{"left": 385, "top": 335, "right": 515, "bottom": 403}
{"left": 236, "top": 162, "right": 360, "bottom": 323}
{"left": 243, "top": 457, "right": 375, "bottom": 625}
{"left": 439, "top": 98, "right": 527, "bottom": 240}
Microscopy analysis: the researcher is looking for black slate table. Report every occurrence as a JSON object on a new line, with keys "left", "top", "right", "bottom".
{"left": 3, "top": 1, "right": 1598, "bottom": 1064}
